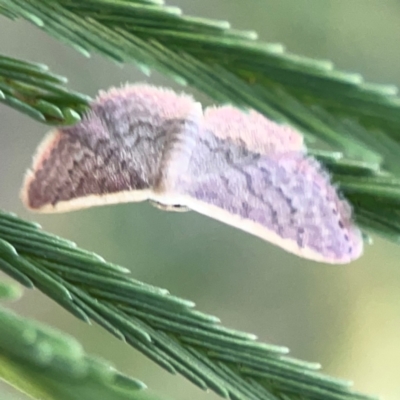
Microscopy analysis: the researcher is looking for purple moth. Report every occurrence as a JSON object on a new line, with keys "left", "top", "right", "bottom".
{"left": 21, "top": 84, "right": 363, "bottom": 264}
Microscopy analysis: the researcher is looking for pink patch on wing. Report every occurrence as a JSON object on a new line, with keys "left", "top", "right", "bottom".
{"left": 204, "top": 106, "right": 304, "bottom": 154}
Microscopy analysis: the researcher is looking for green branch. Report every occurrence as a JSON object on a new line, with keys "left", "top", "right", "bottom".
{"left": 0, "top": 54, "right": 90, "bottom": 125}
{"left": 2, "top": 0, "right": 400, "bottom": 174}
{"left": 0, "top": 211, "right": 377, "bottom": 400}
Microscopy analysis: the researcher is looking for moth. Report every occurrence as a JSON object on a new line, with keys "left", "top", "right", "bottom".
{"left": 21, "top": 84, "right": 363, "bottom": 264}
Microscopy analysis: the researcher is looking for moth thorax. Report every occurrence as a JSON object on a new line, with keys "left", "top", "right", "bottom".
{"left": 155, "top": 118, "right": 200, "bottom": 193}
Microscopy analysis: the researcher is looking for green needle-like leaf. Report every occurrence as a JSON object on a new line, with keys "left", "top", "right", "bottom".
{"left": 0, "top": 211, "right": 378, "bottom": 400}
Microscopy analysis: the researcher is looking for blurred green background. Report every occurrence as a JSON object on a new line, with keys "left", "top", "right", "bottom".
{"left": 1, "top": 1, "right": 400, "bottom": 399}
